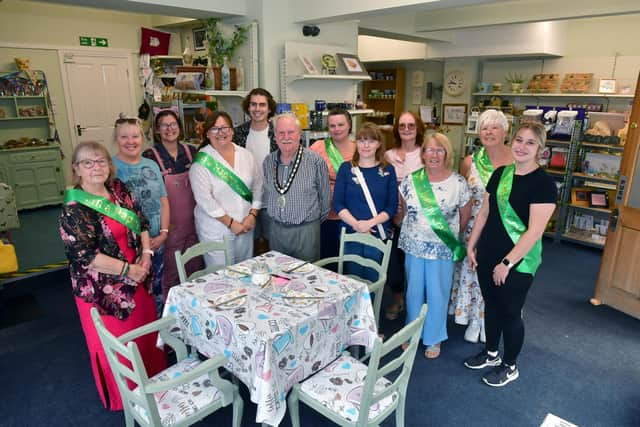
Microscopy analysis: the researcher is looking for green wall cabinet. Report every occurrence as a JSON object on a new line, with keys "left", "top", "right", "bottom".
{"left": 0, "top": 146, "right": 65, "bottom": 210}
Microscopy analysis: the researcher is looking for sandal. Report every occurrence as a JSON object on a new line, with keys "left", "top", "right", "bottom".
{"left": 385, "top": 302, "right": 405, "bottom": 320}
{"left": 425, "top": 343, "right": 441, "bottom": 359}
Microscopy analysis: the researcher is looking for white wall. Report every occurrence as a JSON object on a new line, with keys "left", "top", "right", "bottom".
{"left": 359, "top": 36, "right": 427, "bottom": 62}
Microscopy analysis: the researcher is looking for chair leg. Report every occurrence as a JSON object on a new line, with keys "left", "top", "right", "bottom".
{"left": 124, "top": 408, "right": 134, "bottom": 427}
{"left": 232, "top": 388, "right": 244, "bottom": 427}
{"left": 372, "top": 290, "right": 382, "bottom": 329}
{"left": 395, "top": 393, "right": 406, "bottom": 427}
{"left": 287, "top": 386, "right": 301, "bottom": 427}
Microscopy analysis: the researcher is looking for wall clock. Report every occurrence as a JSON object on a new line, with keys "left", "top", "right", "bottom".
{"left": 444, "top": 69, "right": 466, "bottom": 96}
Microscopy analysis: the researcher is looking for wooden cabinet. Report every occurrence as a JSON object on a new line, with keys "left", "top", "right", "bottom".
{"left": 362, "top": 68, "right": 405, "bottom": 124}
{"left": 0, "top": 146, "right": 65, "bottom": 210}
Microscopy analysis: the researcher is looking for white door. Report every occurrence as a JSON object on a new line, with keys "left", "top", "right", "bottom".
{"left": 60, "top": 51, "right": 136, "bottom": 153}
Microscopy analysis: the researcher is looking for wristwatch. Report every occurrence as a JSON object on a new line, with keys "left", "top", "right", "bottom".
{"left": 502, "top": 258, "right": 515, "bottom": 270}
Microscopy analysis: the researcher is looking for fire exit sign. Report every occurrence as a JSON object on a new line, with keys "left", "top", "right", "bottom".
{"left": 79, "top": 36, "right": 109, "bottom": 47}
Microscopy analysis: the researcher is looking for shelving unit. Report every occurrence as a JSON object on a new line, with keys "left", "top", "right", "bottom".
{"left": 362, "top": 68, "right": 405, "bottom": 125}
{"left": 0, "top": 70, "right": 65, "bottom": 210}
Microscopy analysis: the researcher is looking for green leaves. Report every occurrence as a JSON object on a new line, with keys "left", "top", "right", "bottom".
{"left": 204, "top": 18, "right": 248, "bottom": 66}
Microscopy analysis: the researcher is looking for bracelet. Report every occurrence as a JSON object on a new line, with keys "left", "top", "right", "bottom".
{"left": 143, "top": 249, "right": 154, "bottom": 256}
{"left": 121, "top": 261, "right": 129, "bottom": 277}
{"left": 160, "top": 228, "right": 169, "bottom": 234}
{"left": 228, "top": 218, "right": 234, "bottom": 229}
{"left": 249, "top": 211, "right": 258, "bottom": 218}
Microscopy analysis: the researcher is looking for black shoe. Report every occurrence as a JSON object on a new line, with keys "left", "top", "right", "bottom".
{"left": 482, "top": 363, "right": 519, "bottom": 387}
{"left": 464, "top": 350, "right": 502, "bottom": 370}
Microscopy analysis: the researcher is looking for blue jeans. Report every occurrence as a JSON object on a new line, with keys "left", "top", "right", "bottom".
{"left": 405, "top": 253, "right": 454, "bottom": 346}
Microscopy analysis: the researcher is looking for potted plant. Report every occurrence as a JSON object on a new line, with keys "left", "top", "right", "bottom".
{"left": 203, "top": 18, "right": 248, "bottom": 89}
{"left": 505, "top": 73, "right": 526, "bottom": 93}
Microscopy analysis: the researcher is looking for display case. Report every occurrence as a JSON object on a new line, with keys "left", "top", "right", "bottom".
{"left": 362, "top": 68, "right": 405, "bottom": 125}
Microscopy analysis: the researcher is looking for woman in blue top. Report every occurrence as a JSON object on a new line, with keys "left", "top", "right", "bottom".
{"left": 112, "top": 115, "right": 169, "bottom": 316}
{"left": 333, "top": 122, "right": 398, "bottom": 281}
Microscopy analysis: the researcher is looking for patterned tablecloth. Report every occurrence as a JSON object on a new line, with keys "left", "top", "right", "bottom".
{"left": 163, "top": 251, "right": 378, "bottom": 426}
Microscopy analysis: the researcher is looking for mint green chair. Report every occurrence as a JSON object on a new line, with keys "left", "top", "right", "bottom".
{"left": 288, "top": 303, "right": 427, "bottom": 427}
{"left": 175, "top": 236, "right": 233, "bottom": 283}
{"left": 315, "top": 227, "right": 392, "bottom": 327}
{"left": 90, "top": 307, "right": 243, "bottom": 427}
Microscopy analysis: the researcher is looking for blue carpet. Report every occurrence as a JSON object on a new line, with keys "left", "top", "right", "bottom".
{"left": 0, "top": 242, "right": 638, "bottom": 426}
{"left": 8, "top": 205, "right": 65, "bottom": 271}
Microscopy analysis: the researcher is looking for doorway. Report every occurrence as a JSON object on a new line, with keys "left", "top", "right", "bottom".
{"left": 59, "top": 50, "right": 137, "bottom": 153}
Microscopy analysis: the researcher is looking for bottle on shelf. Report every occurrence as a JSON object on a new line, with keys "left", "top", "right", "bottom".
{"left": 355, "top": 94, "right": 363, "bottom": 109}
{"left": 221, "top": 56, "right": 231, "bottom": 91}
{"left": 235, "top": 58, "right": 245, "bottom": 91}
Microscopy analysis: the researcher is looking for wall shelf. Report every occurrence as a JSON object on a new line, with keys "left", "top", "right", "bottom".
{"left": 174, "top": 89, "right": 249, "bottom": 98}
{"left": 286, "top": 74, "right": 371, "bottom": 84}
{"left": 0, "top": 116, "right": 49, "bottom": 121}
{"left": 321, "top": 109, "right": 374, "bottom": 116}
{"left": 472, "top": 92, "right": 634, "bottom": 99}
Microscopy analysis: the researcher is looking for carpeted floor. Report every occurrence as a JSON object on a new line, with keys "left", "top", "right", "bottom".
{"left": 0, "top": 241, "right": 638, "bottom": 427}
{"left": 8, "top": 205, "right": 65, "bottom": 271}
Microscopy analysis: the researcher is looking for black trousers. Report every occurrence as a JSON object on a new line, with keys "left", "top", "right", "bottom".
{"left": 477, "top": 263, "right": 534, "bottom": 365}
{"left": 386, "top": 225, "right": 405, "bottom": 294}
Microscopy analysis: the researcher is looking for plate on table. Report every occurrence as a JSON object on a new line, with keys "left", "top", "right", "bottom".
{"left": 283, "top": 262, "right": 315, "bottom": 275}
{"left": 224, "top": 265, "right": 251, "bottom": 279}
{"left": 208, "top": 288, "right": 249, "bottom": 310}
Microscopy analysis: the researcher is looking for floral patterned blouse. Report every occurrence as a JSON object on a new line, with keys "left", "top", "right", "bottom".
{"left": 399, "top": 171, "right": 471, "bottom": 260}
{"left": 58, "top": 178, "right": 150, "bottom": 320}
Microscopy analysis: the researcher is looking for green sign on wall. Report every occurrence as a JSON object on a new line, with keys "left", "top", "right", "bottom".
{"left": 79, "top": 36, "right": 109, "bottom": 47}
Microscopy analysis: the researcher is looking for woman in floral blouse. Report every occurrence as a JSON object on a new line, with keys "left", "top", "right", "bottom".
{"left": 59, "top": 141, "right": 166, "bottom": 411}
{"left": 399, "top": 133, "right": 471, "bottom": 359}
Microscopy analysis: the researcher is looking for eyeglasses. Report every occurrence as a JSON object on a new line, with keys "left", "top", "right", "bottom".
{"left": 399, "top": 123, "right": 416, "bottom": 130}
{"left": 114, "top": 117, "right": 140, "bottom": 126}
{"left": 159, "top": 122, "right": 179, "bottom": 130}
{"left": 77, "top": 158, "right": 110, "bottom": 169}
{"left": 208, "top": 126, "right": 232, "bottom": 134}
{"left": 424, "top": 148, "right": 446, "bottom": 155}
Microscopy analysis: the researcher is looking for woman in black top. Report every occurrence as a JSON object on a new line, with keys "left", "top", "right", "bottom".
{"left": 463, "top": 122, "right": 557, "bottom": 387}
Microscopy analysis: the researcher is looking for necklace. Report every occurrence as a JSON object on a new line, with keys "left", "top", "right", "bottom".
{"left": 274, "top": 145, "right": 303, "bottom": 208}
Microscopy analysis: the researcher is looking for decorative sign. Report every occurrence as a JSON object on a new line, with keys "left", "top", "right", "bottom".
{"left": 79, "top": 36, "right": 109, "bottom": 47}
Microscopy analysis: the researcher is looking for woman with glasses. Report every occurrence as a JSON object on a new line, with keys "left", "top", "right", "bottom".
{"left": 310, "top": 108, "right": 356, "bottom": 259}
{"left": 189, "top": 111, "right": 263, "bottom": 266}
{"left": 464, "top": 122, "right": 556, "bottom": 387}
{"left": 112, "top": 115, "right": 169, "bottom": 316}
{"left": 142, "top": 110, "right": 202, "bottom": 301}
{"left": 333, "top": 122, "right": 398, "bottom": 281}
{"left": 383, "top": 111, "right": 426, "bottom": 321}
{"left": 449, "top": 109, "right": 513, "bottom": 344}
{"left": 59, "top": 141, "right": 167, "bottom": 411}
{"left": 399, "top": 133, "right": 471, "bottom": 359}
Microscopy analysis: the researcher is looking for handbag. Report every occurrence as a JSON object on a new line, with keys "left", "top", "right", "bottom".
{"left": 0, "top": 240, "right": 18, "bottom": 273}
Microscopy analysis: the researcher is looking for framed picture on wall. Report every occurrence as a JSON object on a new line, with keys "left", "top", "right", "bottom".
{"left": 589, "top": 191, "right": 609, "bottom": 208}
{"left": 193, "top": 28, "right": 207, "bottom": 51}
{"left": 571, "top": 188, "right": 590, "bottom": 207}
{"left": 442, "top": 103, "right": 467, "bottom": 125}
{"left": 598, "top": 79, "right": 617, "bottom": 94}
{"left": 335, "top": 53, "right": 368, "bottom": 76}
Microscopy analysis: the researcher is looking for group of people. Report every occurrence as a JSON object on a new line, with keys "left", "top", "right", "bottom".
{"left": 58, "top": 87, "right": 556, "bottom": 410}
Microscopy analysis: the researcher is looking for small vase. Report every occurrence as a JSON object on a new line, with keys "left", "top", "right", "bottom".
{"left": 221, "top": 56, "right": 231, "bottom": 91}
{"left": 510, "top": 82, "right": 522, "bottom": 93}
{"left": 235, "top": 58, "right": 245, "bottom": 91}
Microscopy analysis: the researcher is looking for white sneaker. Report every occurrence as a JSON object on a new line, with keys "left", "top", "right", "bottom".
{"left": 464, "top": 322, "right": 480, "bottom": 343}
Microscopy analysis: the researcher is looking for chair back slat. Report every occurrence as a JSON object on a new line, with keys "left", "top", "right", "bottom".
{"left": 175, "top": 236, "right": 233, "bottom": 283}
{"left": 356, "top": 304, "right": 427, "bottom": 425}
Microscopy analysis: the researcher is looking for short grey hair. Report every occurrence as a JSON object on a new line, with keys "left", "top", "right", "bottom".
{"left": 273, "top": 112, "right": 301, "bottom": 131}
{"left": 478, "top": 109, "right": 509, "bottom": 132}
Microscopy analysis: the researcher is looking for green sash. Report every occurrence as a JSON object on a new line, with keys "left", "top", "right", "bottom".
{"left": 412, "top": 169, "right": 466, "bottom": 261}
{"left": 496, "top": 164, "right": 542, "bottom": 274}
{"left": 64, "top": 188, "right": 141, "bottom": 234}
{"left": 194, "top": 151, "right": 253, "bottom": 203}
{"left": 473, "top": 147, "right": 494, "bottom": 187}
{"left": 324, "top": 137, "right": 344, "bottom": 173}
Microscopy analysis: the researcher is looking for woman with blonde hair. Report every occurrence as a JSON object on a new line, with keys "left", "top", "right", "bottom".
{"left": 399, "top": 132, "right": 471, "bottom": 359}
{"left": 450, "top": 109, "right": 513, "bottom": 343}
{"left": 59, "top": 141, "right": 166, "bottom": 410}
{"left": 464, "top": 122, "right": 556, "bottom": 387}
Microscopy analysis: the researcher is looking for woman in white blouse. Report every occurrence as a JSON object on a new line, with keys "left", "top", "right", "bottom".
{"left": 189, "top": 111, "right": 263, "bottom": 266}
{"left": 399, "top": 132, "right": 471, "bottom": 359}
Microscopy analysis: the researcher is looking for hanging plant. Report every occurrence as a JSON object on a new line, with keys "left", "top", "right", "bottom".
{"left": 203, "top": 18, "right": 248, "bottom": 67}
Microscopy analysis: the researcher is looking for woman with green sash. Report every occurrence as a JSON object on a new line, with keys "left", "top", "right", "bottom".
{"left": 399, "top": 133, "right": 472, "bottom": 359}
{"left": 310, "top": 108, "right": 356, "bottom": 259}
{"left": 59, "top": 141, "right": 167, "bottom": 410}
{"left": 190, "top": 111, "right": 263, "bottom": 266}
{"left": 450, "top": 109, "right": 513, "bottom": 344}
{"left": 464, "top": 122, "right": 556, "bottom": 387}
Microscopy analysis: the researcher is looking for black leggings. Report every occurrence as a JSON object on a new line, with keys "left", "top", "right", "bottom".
{"left": 386, "top": 225, "right": 405, "bottom": 294}
{"left": 477, "top": 263, "right": 533, "bottom": 365}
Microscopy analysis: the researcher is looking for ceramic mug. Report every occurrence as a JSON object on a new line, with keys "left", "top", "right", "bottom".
{"left": 477, "top": 82, "right": 491, "bottom": 93}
